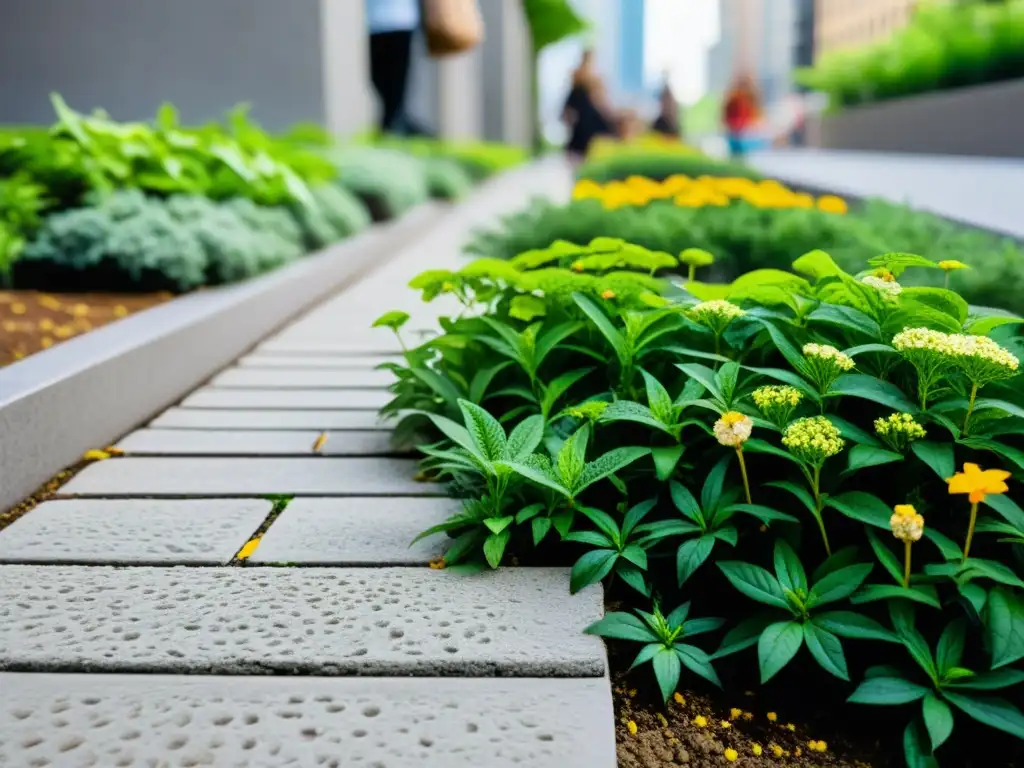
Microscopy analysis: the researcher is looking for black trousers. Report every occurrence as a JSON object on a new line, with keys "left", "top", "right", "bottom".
{"left": 369, "top": 30, "right": 414, "bottom": 133}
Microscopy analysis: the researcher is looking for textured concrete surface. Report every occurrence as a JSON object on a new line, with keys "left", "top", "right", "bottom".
{"left": 150, "top": 408, "right": 397, "bottom": 430}
{"left": 0, "top": 499, "right": 269, "bottom": 565}
{"left": 210, "top": 367, "right": 395, "bottom": 389}
{"left": 117, "top": 429, "right": 401, "bottom": 456}
{"left": 250, "top": 498, "right": 459, "bottom": 564}
{"left": 238, "top": 353, "right": 402, "bottom": 368}
{"left": 0, "top": 674, "right": 616, "bottom": 768}
{"left": 60, "top": 458, "right": 440, "bottom": 496}
{"left": 752, "top": 149, "right": 1024, "bottom": 237}
{"left": 180, "top": 388, "right": 391, "bottom": 410}
{"left": 0, "top": 566, "right": 605, "bottom": 676}
{"left": 256, "top": 338, "right": 408, "bottom": 354}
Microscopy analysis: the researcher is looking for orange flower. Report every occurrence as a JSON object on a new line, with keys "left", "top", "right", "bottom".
{"left": 947, "top": 463, "right": 1011, "bottom": 503}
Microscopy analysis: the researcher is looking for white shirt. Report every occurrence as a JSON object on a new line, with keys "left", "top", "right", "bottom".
{"left": 366, "top": 0, "right": 420, "bottom": 34}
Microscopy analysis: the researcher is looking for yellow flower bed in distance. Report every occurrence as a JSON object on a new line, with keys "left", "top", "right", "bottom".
{"left": 586, "top": 134, "right": 701, "bottom": 161}
{"left": 573, "top": 174, "right": 849, "bottom": 214}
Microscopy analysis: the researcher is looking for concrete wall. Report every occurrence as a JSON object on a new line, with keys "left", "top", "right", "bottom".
{"left": 814, "top": 78, "right": 1024, "bottom": 159}
{"left": 0, "top": 0, "right": 328, "bottom": 131}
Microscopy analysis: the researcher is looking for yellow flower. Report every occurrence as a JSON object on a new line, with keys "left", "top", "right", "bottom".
{"left": 729, "top": 708, "right": 743, "bottom": 721}
{"left": 766, "top": 712, "right": 777, "bottom": 722}
{"left": 688, "top": 299, "right": 745, "bottom": 336}
{"left": 861, "top": 274, "right": 903, "bottom": 299}
{"left": 938, "top": 260, "right": 968, "bottom": 272}
{"left": 11, "top": 302, "right": 26, "bottom": 315}
{"left": 770, "top": 743, "right": 784, "bottom": 758}
{"left": 627, "top": 720, "right": 638, "bottom": 736}
{"left": 782, "top": 416, "right": 845, "bottom": 465}
{"left": 803, "top": 342, "right": 855, "bottom": 371}
{"left": 571, "top": 261, "right": 585, "bottom": 272}
{"left": 428, "top": 557, "right": 447, "bottom": 570}
{"left": 751, "top": 385, "right": 803, "bottom": 427}
{"left": 948, "top": 463, "right": 1010, "bottom": 504}
{"left": 113, "top": 305, "right": 130, "bottom": 318}
{"left": 874, "top": 412, "right": 927, "bottom": 452}
{"left": 441, "top": 281, "right": 455, "bottom": 292}
{"left": 751, "top": 743, "right": 763, "bottom": 756}
{"left": 817, "top": 195, "right": 848, "bottom": 214}
{"left": 784, "top": 723, "right": 796, "bottom": 731}
{"left": 71, "top": 304, "right": 90, "bottom": 317}
{"left": 236, "top": 537, "right": 261, "bottom": 559}
{"left": 714, "top": 412, "right": 753, "bottom": 447}
{"left": 741, "top": 712, "right": 753, "bottom": 721}
{"left": 890, "top": 504, "right": 925, "bottom": 543}
{"left": 724, "top": 748, "right": 739, "bottom": 762}
{"left": 693, "top": 715, "right": 708, "bottom": 728}
{"left": 312, "top": 432, "right": 329, "bottom": 453}
{"left": 600, "top": 289, "right": 616, "bottom": 300}
{"left": 673, "top": 692, "right": 686, "bottom": 705}
{"left": 808, "top": 739, "right": 828, "bottom": 752}
{"left": 657, "top": 713, "right": 669, "bottom": 728}
{"left": 720, "top": 720, "right": 732, "bottom": 729}
{"left": 40, "top": 337, "right": 54, "bottom": 349}
{"left": 82, "top": 449, "right": 111, "bottom": 461}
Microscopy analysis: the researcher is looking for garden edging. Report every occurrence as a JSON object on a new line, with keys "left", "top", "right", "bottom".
{"left": 0, "top": 203, "right": 440, "bottom": 513}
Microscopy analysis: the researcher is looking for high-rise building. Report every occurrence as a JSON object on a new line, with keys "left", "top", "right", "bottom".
{"left": 794, "top": 0, "right": 815, "bottom": 72}
{"left": 814, "top": 0, "right": 923, "bottom": 58}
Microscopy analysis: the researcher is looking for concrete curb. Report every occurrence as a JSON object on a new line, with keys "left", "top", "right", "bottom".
{"left": 0, "top": 205, "right": 440, "bottom": 513}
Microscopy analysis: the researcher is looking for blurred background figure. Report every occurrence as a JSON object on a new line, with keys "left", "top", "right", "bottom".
{"left": 366, "top": 0, "right": 431, "bottom": 136}
{"left": 722, "top": 73, "right": 760, "bottom": 159}
{"left": 651, "top": 77, "right": 682, "bottom": 140}
{"left": 562, "top": 50, "right": 615, "bottom": 164}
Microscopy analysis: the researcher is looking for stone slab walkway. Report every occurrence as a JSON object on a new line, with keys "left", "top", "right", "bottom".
{"left": 0, "top": 161, "right": 618, "bottom": 767}
{"left": 752, "top": 149, "right": 1024, "bottom": 238}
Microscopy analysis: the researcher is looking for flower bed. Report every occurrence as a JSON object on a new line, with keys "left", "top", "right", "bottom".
{"left": 0, "top": 96, "right": 522, "bottom": 365}
{"left": 375, "top": 180, "right": 1024, "bottom": 765}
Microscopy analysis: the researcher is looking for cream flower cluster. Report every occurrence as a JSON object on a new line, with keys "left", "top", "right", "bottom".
{"left": 874, "top": 412, "right": 927, "bottom": 451}
{"left": 782, "top": 416, "right": 845, "bottom": 465}
{"left": 751, "top": 385, "right": 803, "bottom": 426}
{"left": 893, "top": 327, "right": 1019, "bottom": 385}
{"left": 890, "top": 504, "right": 925, "bottom": 543}
{"left": 689, "top": 299, "right": 745, "bottom": 328}
{"left": 713, "top": 411, "right": 753, "bottom": 447}
{"left": 802, "top": 343, "right": 855, "bottom": 371}
{"left": 861, "top": 274, "right": 903, "bottom": 299}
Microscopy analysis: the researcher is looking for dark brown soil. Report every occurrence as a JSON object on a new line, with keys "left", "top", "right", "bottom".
{"left": 0, "top": 290, "right": 170, "bottom": 367}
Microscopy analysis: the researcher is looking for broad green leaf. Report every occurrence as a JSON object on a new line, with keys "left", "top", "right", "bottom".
{"left": 766, "top": 480, "right": 817, "bottom": 515}
{"left": 752, "top": 318, "right": 810, "bottom": 374}
{"left": 811, "top": 546, "right": 863, "bottom": 584}
{"left": 974, "top": 398, "right": 1024, "bottom": 421}
{"left": 807, "top": 303, "right": 880, "bottom": 338}
{"left": 985, "top": 494, "right": 1024, "bottom": 530}
{"left": 713, "top": 615, "right": 774, "bottom": 658}
{"left": 961, "top": 437, "right": 1024, "bottom": 473}
{"left": 572, "top": 292, "right": 629, "bottom": 368}
{"left": 814, "top": 611, "right": 897, "bottom": 642}
{"left": 670, "top": 481, "right": 703, "bottom": 524}
{"left": 743, "top": 365, "right": 820, "bottom": 402}
{"left": 986, "top": 587, "right": 1024, "bottom": 669}
{"left": 641, "top": 369, "right": 675, "bottom": 423}
{"left": 851, "top": 584, "right": 943, "bottom": 609}
{"left": 677, "top": 644, "right": 722, "bottom": 688}
{"left": 828, "top": 374, "right": 918, "bottom": 413}
{"left": 682, "top": 617, "right": 726, "bottom": 637}
{"left": 621, "top": 498, "right": 657, "bottom": 540}
{"left": 620, "top": 544, "right": 648, "bottom": 570}
{"left": 718, "top": 561, "right": 789, "bottom": 610}
{"left": 803, "top": 622, "right": 849, "bottom": 680}
{"left": 793, "top": 248, "right": 845, "bottom": 279}
{"left": 578, "top": 505, "right": 623, "bottom": 544}
{"left": 599, "top": 400, "right": 672, "bottom": 433}
{"left": 507, "top": 414, "right": 545, "bottom": 460}
{"left": 540, "top": 367, "right": 595, "bottom": 417}
{"left": 675, "top": 363, "right": 724, "bottom": 402}
{"left": 744, "top": 438, "right": 805, "bottom": 464}
{"left": 758, "top": 621, "right": 804, "bottom": 682}
{"left": 483, "top": 529, "right": 511, "bottom": 569}
{"left": 652, "top": 444, "right": 684, "bottom": 481}
{"left": 653, "top": 648, "right": 682, "bottom": 703}
{"left": 483, "top": 516, "right": 514, "bottom": 535}
{"left": 515, "top": 503, "right": 544, "bottom": 524}
{"left": 576, "top": 446, "right": 651, "bottom": 493}
{"left": 844, "top": 445, "right": 904, "bottom": 474}
{"left": 827, "top": 415, "right": 884, "bottom": 448}
{"left": 936, "top": 619, "right": 966, "bottom": 673}
{"left": 569, "top": 549, "right": 618, "bottom": 594}
{"left": 469, "top": 361, "right": 514, "bottom": 403}
{"left": 564, "top": 530, "right": 615, "bottom": 548}
{"left": 508, "top": 294, "right": 547, "bottom": 322}
{"left": 371, "top": 310, "right": 410, "bottom": 330}
{"left": 617, "top": 562, "right": 651, "bottom": 597}
{"left": 665, "top": 602, "right": 691, "bottom": 627}
{"left": 724, "top": 503, "right": 800, "bottom": 525}
{"left": 584, "top": 611, "right": 659, "bottom": 642}
{"left": 826, "top": 491, "right": 890, "bottom": 529}
{"left": 844, "top": 343, "right": 898, "bottom": 358}
{"left": 911, "top": 441, "right": 955, "bottom": 481}
{"left": 848, "top": 676, "right": 929, "bottom": 705}
{"left": 921, "top": 694, "right": 954, "bottom": 750}
{"left": 944, "top": 691, "right": 1024, "bottom": 740}
{"left": 701, "top": 454, "right": 732, "bottom": 514}
{"left": 946, "top": 668, "right": 1024, "bottom": 691}
{"left": 532, "top": 516, "right": 552, "bottom": 545}
{"left": 459, "top": 400, "right": 508, "bottom": 462}
{"left": 677, "top": 536, "right": 715, "bottom": 586}
{"left": 809, "top": 564, "right": 874, "bottom": 607}
{"left": 502, "top": 460, "right": 570, "bottom": 497}
{"left": 557, "top": 423, "right": 590, "bottom": 490}
{"left": 866, "top": 529, "right": 905, "bottom": 584}
{"left": 774, "top": 539, "right": 808, "bottom": 594}
{"left": 903, "top": 718, "right": 940, "bottom": 768}
{"left": 628, "top": 642, "right": 663, "bottom": 671}
{"left": 901, "top": 286, "right": 969, "bottom": 325}
{"left": 535, "top": 321, "right": 585, "bottom": 368}
{"left": 426, "top": 412, "right": 487, "bottom": 464}
{"left": 966, "top": 558, "right": 1024, "bottom": 590}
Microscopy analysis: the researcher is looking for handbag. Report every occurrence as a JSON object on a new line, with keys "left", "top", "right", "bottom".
{"left": 421, "top": 0, "right": 484, "bottom": 57}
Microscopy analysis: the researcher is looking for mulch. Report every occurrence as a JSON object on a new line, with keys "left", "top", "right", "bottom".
{"left": 0, "top": 290, "right": 171, "bottom": 367}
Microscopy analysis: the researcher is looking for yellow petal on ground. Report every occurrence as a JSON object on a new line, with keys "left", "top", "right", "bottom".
{"left": 113, "top": 305, "right": 129, "bottom": 318}
{"left": 40, "top": 337, "right": 54, "bottom": 349}
{"left": 312, "top": 432, "right": 329, "bottom": 452}
{"left": 54, "top": 325, "right": 74, "bottom": 339}
{"left": 71, "top": 303, "right": 91, "bottom": 317}
{"left": 38, "top": 318, "right": 55, "bottom": 331}
{"left": 2, "top": 321, "right": 17, "bottom": 332}
{"left": 104, "top": 446, "right": 126, "bottom": 456}
{"left": 82, "top": 449, "right": 111, "bottom": 461}
{"left": 38, "top": 295, "right": 64, "bottom": 311}
{"left": 236, "top": 537, "right": 262, "bottom": 560}
{"left": 11, "top": 303, "right": 27, "bottom": 315}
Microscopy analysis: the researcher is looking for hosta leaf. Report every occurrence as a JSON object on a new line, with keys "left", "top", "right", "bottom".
{"left": 758, "top": 620, "right": 804, "bottom": 682}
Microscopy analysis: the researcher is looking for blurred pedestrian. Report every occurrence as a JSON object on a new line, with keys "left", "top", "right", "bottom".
{"left": 722, "top": 74, "right": 761, "bottom": 159}
{"left": 562, "top": 50, "right": 615, "bottom": 164}
{"left": 651, "top": 79, "right": 682, "bottom": 140}
{"left": 366, "top": 0, "right": 431, "bottom": 136}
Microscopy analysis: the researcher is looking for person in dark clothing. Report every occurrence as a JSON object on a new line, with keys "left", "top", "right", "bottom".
{"left": 562, "top": 51, "right": 614, "bottom": 163}
{"left": 651, "top": 79, "right": 682, "bottom": 140}
{"left": 366, "top": 0, "right": 431, "bottom": 136}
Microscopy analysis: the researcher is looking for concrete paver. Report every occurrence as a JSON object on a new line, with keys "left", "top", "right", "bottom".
{"left": 180, "top": 388, "right": 391, "bottom": 410}
{"left": 150, "top": 408, "right": 397, "bottom": 430}
{"left": 0, "top": 566, "right": 605, "bottom": 676}
{"left": 257, "top": 338, "right": 407, "bottom": 355}
{"left": 249, "top": 497, "right": 458, "bottom": 564}
{"left": 117, "top": 429, "right": 401, "bottom": 456}
{"left": 210, "top": 367, "right": 395, "bottom": 389}
{"left": 0, "top": 674, "right": 616, "bottom": 768}
{"left": 60, "top": 457, "right": 440, "bottom": 496}
{"left": 0, "top": 499, "right": 270, "bottom": 565}
{"left": 238, "top": 353, "right": 402, "bottom": 368}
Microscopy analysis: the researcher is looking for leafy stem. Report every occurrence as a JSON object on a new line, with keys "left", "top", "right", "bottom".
{"left": 963, "top": 501, "right": 979, "bottom": 563}
{"left": 962, "top": 382, "right": 979, "bottom": 435}
{"left": 736, "top": 447, "right": 752, "bottom": 505}
{"left": 810, "top": 464, "right": 832, "bottom": 556}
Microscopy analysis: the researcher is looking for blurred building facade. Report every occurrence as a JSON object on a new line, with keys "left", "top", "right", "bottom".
{"left": 0, "top": 0, "right": 533, "bottom": 145}
{"left": 814, "top": 0, "right": 920, "bottom": 57}
{"left": 707, "top": 0, "right": 794, "bottom": 111}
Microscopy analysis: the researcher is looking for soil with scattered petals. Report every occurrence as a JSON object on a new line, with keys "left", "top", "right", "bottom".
{"left": 0, "top": 290, "right": 170, "bottom": 366}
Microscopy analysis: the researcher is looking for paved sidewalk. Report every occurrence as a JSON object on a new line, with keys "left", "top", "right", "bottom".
{"left": 751, "top": 149, "right": 1024, "bottom": 238}
{"left": 0, "top": 162, "right": 619, "bottom": 767}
